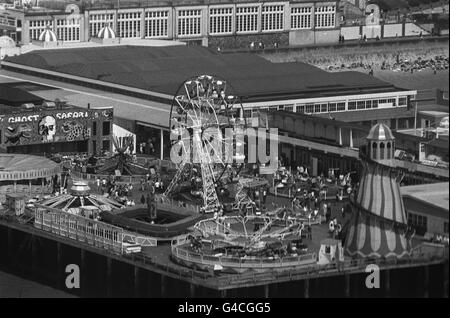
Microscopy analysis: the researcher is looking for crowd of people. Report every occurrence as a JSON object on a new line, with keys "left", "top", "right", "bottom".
{"left": 322, "top": 52, "right": 449, "bottom": 73}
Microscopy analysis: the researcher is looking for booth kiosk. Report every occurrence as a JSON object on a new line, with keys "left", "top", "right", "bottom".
{"left": 318, "top": 238, "right": 344, "bottom": 265}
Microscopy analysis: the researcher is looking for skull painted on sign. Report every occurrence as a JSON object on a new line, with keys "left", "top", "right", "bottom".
{"left": 38, "top": 115, "right": 57, "bottom": 142}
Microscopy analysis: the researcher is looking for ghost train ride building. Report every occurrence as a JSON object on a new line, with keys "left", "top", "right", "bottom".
{"left": 0, "top": 101, "right": 113, "bottom": 155}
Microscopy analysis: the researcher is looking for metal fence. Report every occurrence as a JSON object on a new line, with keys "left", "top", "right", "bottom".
{"left": 171, "top": 244, "right": 318, "bottom": 270}
{"left": 34, "top": 207, "right": 124, "bottom": 254}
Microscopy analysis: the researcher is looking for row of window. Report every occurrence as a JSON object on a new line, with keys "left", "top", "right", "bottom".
{"left": 145, "top": 11, "right": 169, "bottom": 38}
{"left": 29, "top": 5, "right": 336, "bottom": 40}
{"left": 408, "top": 213, "right": 428, "bottom": 235}
{"left": 79, "top": 5, "right": 334, "bottom": 38}
{"left": 210, "top": 8, "right": 233, "bottom": 35}
{"left": 56, "top": 19, "right": 80, "bottom": 42}
{"left": 291, "top": 7, "right": 312, "bottom": 29}
{"left": 240, "top": 97, "right": 408, "bottom": 118}
{"left": 178, "top": 10, "right": 202, "bottom": 37}
{"left": 296, "top": 97, "right": 407, "bottom": 114}
{"left": 118, "top": 12, "right": 141, "bottom": 38}
{"left": 314, "top": 5, "right": 335, "bottom": 29}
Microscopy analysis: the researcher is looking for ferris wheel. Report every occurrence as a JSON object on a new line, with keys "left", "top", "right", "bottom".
{"left": 163, "top": 75, "right": 248, "bottom": 214}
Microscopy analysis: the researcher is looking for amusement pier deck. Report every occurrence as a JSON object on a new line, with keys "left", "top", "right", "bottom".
{"left": 0, "top": 215, "right": 447, "bottom": 298}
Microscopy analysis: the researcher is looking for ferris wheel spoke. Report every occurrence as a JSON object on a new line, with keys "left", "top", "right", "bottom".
{"left": 165, "top": 75, "right": 249, "bottom": 214}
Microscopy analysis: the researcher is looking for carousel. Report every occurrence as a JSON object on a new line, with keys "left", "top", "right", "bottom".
{"left": 0, "top": 154, "right": 61, "bottom": 203}
{"left": 35, "top": 180, "right": 125, "bottom": 218}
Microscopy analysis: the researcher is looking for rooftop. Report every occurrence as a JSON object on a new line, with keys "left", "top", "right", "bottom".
{"left": 2, "top": 45, "right": 405, "bottom": 103}
{"left": 0, "top": 82, "right": 44, "bottom": 106}
{"left": 401, "top": 182, "right": 449, "bottom": 212}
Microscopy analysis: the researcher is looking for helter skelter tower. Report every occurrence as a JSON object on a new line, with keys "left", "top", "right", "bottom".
{"left": 345, "top": 123, "right": 412, "bottom": 259}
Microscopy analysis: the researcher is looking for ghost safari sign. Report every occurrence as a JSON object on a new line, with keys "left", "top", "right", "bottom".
{"left": 5, "top": 111, "right": 90, "bottom": 123}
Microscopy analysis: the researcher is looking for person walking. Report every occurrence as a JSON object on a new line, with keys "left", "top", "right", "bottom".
{"left": 95, "top": 177, "right": 101, "bottom": 192}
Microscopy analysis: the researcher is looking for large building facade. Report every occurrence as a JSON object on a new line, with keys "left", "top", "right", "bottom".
{"left": 1, "top": 0, "right": 340, "bottom": 47}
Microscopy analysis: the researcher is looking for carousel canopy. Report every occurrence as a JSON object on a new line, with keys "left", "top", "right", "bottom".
{"left": 0, "top": 35, "right": 15, "bottom": 48}
{"left": 38, "top": 28, "right": 58, "bottom": 42}
{"left": 0, "top": 154, "right": 61, "bottom": 181}
{"left": 37, "top": 181, "right": 124, "bottom": 212}
{"left": 97, "top": 25, "right": 116, "bottom": 39}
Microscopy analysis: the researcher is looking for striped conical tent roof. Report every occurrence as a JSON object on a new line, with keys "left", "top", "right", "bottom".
{"left": 345, "top": 150, "right": 411, "bottom": 259}
{"left": 355, "top": 161, "right": 407, "bottom": 224}
{"left": 39, "top": 27, "right": 58, "bottom": 42}
{"left": 345, "top": 211, "right": 412, "bottom": 259}
{"left": 97, "top": 25, "right": 116, "bottom": 39}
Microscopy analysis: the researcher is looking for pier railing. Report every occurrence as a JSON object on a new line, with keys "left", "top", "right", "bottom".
{"left": 34, "top": 207, "right": 124, "bottom": 254}
{"left": 171, "top": 245, "right": 318, "bottom": 270}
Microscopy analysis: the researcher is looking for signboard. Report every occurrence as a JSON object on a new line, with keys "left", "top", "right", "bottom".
{"left": 0, "top": 108, "right": 113, "bottom": 146}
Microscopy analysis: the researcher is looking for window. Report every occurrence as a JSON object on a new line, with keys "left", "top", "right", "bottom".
{"left": 398, "top": 97, "right": 407, "bottom": 106}
{"left": 236, "top": 6, "right": 259, "bottom": 33}
{"left": 328, "top": 103, "right": 336, "bottom": 112}
{"left": 379, "top": 142, "right": 385, "bottom": 159}
{"left": 305, "top": 104, "right": 314, "bottom": 113}
{"left": 56, "top": 18, "right": 80, "bottom": 42}
{"left": 118, "top": 11, "right": 142, "bottom": 38}
{"left": 298, "top": 105, "right": 305, "bottom": 113}
{"left": 366, "top": 100, "right": 372, "bottom": 109}
{"left": 89, "top": 13, "right": 114, "bottom": 37}
{"left": 102, "top": 121, "right": 110, "bottom": 136}
{"left": 388, "top": 98, "right": 396, "bottom": 106}
{"left": 102, "top": 140, "right": 111, "bottom": 151}
{"left": 291, "top": 6, "right": 312, "bottom": 29}
{"left": 93, "top": 122, "right": 97, "bottom": 136}
{"left": 145, "top": 10, "right": 169, "bottom": 38}
{"left": 314, "top": 104, "right": 321, "bottom": 113}
{"left": 408, "top": 213, "right": 428, "bottom": 236}
{"left": 262, "top": 5, "right": 284, "bottom": 32}
{"left": 337, "top": 102, "right": 346, "bottom": 111}
{"left": 321, "top": 103, "right": 328, "bottom": 112}
{"left": 348, "top": 101, "right": 356, "bottom": 110}
{"left": 357, "top": 101, "right": 365, "bottom": 110}
{"left": 210, "top": 7, "right": 233, "bottom": 35}
{"left": 177, "top": 9, "right": 202, "bottom": 37}
{"left": 314, "top": 5, "right": 335, "bottom": 29}
{"left": 325, "top": 245, "right": 331, "bottom": 254}
{"left": 372, "top": 100, "right": 378, "bottom": 108}
{"left": 285, "top": 105, "right": 294, "bottom": 112}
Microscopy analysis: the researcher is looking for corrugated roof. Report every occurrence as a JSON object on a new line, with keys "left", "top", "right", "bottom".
{"left": 3, "top": 45, "right": 400, "bottom": 103}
